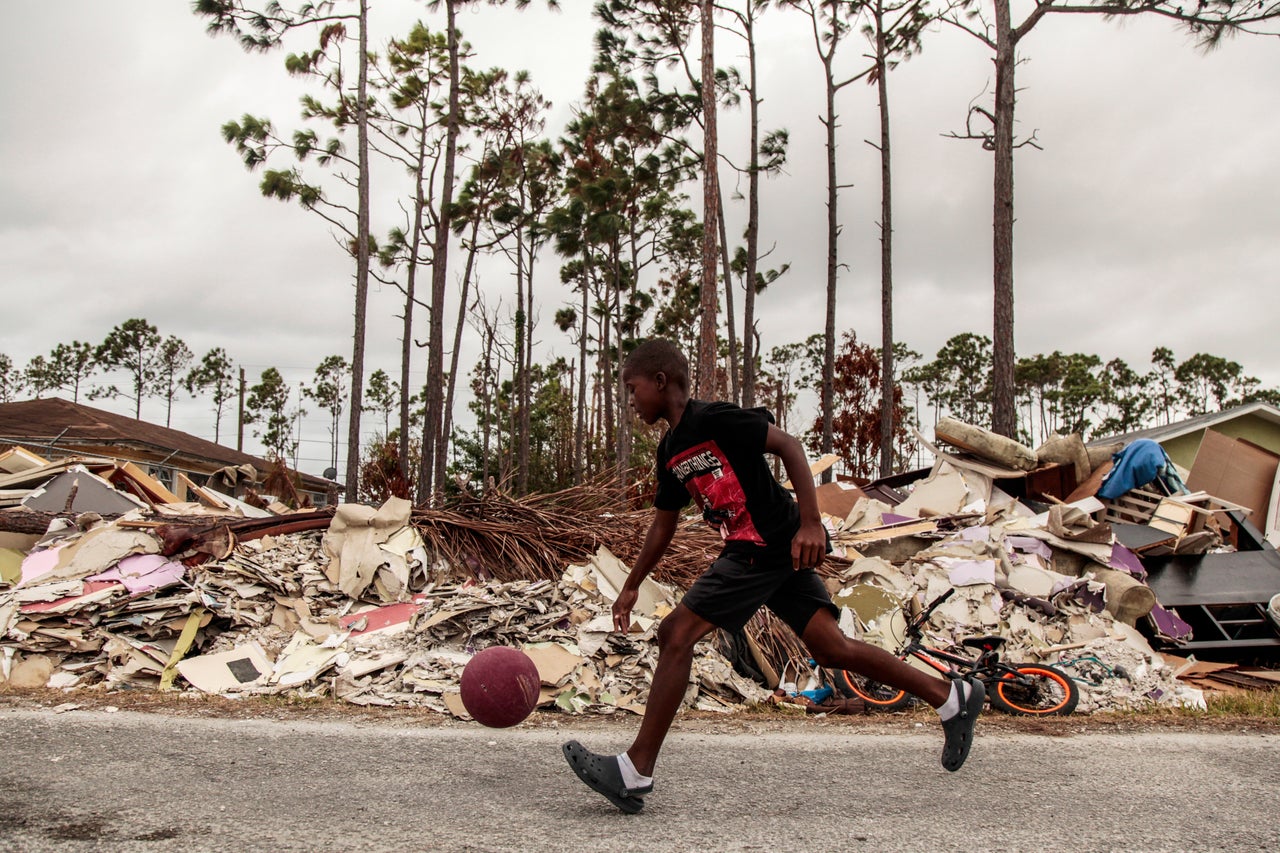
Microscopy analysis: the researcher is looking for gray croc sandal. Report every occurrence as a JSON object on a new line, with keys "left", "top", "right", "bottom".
{"left": 941, "top": 677, "right": 985, "bottom": 772}
{"left": 562, "top": 741, "right": 650, "bottom": 813}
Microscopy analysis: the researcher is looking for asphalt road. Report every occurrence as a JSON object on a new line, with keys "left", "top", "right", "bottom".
{"left": 1, "top": 708, "right": 1277, "bottom": 852}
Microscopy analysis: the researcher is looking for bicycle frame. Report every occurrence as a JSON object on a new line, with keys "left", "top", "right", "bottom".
{"left": 894, "top": 637, "right": 1009, "bottom": 684}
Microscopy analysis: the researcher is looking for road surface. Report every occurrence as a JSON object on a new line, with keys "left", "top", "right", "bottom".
{"left": 1, "top": 708, "right": 1277, "bottom": 852}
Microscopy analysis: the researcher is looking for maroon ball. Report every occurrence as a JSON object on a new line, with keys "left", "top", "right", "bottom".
{"left": 459, "top": 646, "right": 541, "bottom": 728}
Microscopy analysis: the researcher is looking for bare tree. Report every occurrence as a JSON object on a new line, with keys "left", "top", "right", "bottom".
{"left": 942, "top": 0, "right": 1280, "bottom": 437}
{"left": 198, "top": 0, "right": 373, "bottom": 499}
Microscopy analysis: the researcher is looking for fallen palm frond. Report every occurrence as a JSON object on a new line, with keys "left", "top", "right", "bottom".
{"left": 410, "top": 477, "right": 722, "bottom": 585}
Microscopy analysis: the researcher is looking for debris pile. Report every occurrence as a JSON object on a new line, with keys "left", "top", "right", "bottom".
{"left": 3, "top": 408, "right": 1279, "bottom": 719}
{"left": 0, "top": 469, "right": 766, "bottom": 717}
{"left": 805, "top": 416, "right": 1280, "bottom": 712}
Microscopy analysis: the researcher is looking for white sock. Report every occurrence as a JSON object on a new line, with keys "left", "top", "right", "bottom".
{"left": 937, "top": 680, "right": 962, "bottom": 721}
{"left": 618, "top": 752, "right": 652, "bottom": 790}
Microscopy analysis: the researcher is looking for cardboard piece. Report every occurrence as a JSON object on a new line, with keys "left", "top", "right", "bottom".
{"left": 0, "top": 547, "right": 23, "bottom": 585}
{"left": 523, "top": 641, "right": 584, "bottom": 686}
{"left": 895, "top": 463, "right": 970, "bottom": 518}
{"left": 814, "top": 481, "right": 869, "bottom": 520}
{"left": 1187, "top": 429, "right": 1279, "bottom": 530}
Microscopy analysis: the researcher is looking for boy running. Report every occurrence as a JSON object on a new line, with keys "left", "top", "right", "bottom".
{"left": 563, "top": 339, "right": 982, "bottom": 813}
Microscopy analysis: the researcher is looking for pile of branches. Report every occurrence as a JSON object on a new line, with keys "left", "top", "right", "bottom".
{"left": 414, "top": 477, "right": 723, "bottom": 585}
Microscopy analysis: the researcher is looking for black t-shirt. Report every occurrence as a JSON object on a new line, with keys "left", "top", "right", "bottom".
{"left": 654, "top": 400, "right": 800, "bottom": 554}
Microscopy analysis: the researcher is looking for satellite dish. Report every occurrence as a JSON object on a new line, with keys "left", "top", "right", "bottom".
{"left": 323, "top": 467, "right": 338, "bottom": 480}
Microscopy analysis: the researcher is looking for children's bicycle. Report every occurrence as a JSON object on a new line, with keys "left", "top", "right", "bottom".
{"left": 830, "top": 588, "right": 1080, "bottom": 716}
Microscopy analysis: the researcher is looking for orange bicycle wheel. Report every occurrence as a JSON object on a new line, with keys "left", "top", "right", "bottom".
{"left": 989, "top": 664, "right": 1079, "bottom": 716}
{"left": 834, "top": 670, "right": 913, "bottom": 711}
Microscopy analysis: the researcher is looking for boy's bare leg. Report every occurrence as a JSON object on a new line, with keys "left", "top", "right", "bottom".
{"left": 626, "top": 604, "right": 716, "bottom": 777}
{"left": 801, "top": 608, "right": 949, "bottom": 707}
{"left": 801, "top": 606, "right": 983, "bottom": 771}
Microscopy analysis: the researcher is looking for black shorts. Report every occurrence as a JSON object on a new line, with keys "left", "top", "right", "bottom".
{"left": 680, "top": 548, "right": 839, "bottom": 636}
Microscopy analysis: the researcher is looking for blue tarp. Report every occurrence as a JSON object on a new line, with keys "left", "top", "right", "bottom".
{"left": 1097, "top": 439, "right": 1188, "bottom": 500}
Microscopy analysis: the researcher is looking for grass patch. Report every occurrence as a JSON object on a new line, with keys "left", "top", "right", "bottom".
{"left": 1203, "top": 689, "right": 1280, "bottom": 718}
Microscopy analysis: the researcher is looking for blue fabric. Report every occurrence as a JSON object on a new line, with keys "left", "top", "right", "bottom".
{"left": 1097, "top": 439, "right": 1186, "bottom": 499}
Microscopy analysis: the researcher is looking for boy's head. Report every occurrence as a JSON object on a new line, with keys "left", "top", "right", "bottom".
{"left": 622, "top": 339, "right": 689, "bottom": 391}
{"left": 621, "top": 339, "right": 690, "bottom": 424}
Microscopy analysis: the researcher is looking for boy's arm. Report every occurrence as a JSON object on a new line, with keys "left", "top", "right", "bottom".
{"left": 613, "top": 507, "right": 679, "bottom": 632}
{"left": 765, "top": 424, "right": 826, "bottom": 570}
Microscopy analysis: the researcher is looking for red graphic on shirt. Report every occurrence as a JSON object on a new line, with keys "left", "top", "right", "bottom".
{"left": 666, "top": 440, "right": 765, "bottom": 545}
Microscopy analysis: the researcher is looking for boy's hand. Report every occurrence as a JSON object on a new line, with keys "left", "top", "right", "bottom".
{"left": 613, "top": 587, "right": 639, "bottom": 632}
{"left": 791, "top": 520, "right": 826, "bottom": 570}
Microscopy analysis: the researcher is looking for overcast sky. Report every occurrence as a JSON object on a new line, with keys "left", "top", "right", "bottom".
{"left": 2, "top": 2, "right": 1277, "bottom": 476}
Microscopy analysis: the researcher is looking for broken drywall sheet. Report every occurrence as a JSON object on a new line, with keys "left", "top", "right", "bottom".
{"left": 270, "top": 632, "right": 348, "bottom": 687}
{"left": 894, "top": 462, "right": 971, "bottom": 519}
{"left": 48, "top": 524, "right": 160, "bottom": 584}
{"left": 937, "top": 558, "right": 998, "bottom": 587}
{"left": 88, "top": 553, "right": 185, "bottom": 595}
{"left": 565, "top": 546, "right": 675, "bottom": 632}
{"left": 176, "top": 642, "right": 274, "bottom": 693}
{"left": 18, "top": 547, "right": 63, "bottom": 586}
{"left": 373, "top": 525, "right": 426, "bottom": 600}
{"left": 321, "top": 497, "right": 412, "bottom": 599}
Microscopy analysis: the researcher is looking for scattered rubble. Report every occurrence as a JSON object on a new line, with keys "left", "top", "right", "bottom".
{"left": 2, "top": 415, "right": 1278, "bottom": 720}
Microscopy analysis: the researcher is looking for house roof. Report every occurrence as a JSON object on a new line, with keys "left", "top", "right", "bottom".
{"left": 1089, "top": 401, "right": 1280, "bottom": 447}
{"left": 0, "top": 397, "right": 335, "bottom": 491}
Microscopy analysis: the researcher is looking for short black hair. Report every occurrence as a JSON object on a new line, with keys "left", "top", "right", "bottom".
{"left": 623, "top": 338, "right": 689, "bottom": 390}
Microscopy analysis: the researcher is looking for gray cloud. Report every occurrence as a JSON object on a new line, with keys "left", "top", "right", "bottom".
{"left": 3, "top": 3, "right": 1276, "bottom": 476}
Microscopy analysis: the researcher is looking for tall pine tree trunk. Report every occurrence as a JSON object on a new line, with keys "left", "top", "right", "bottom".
{"left": 875, "top": 4, "right": 895, "bottom": 478}
{"left": 400, "top": 129, "right": 428, "bottom": 479}
{"left": 695, "top": 0, "right": 719, "bottom": 398}
{"left": 345, "top": 0, "right": 371, "bottom": 503}
{"left": 716, "top": 203, "right": 738, "bottom": 404}
{"left": 420, "top": 0, "right": 460, "bottom": 501}
{"left": 574, "top": 249, "right": 591, "bottom": 485}
{"left": 821, "top": 51, "right": 838, "bottom": 481}
{"left": 991, "top": 0, "right": 1017, "bottom": 437}
{"left": 442, "top": 215, "right": 482, "bottom": 485}
{"left": 741, "top": 10, "right": 761, "bottom": 409}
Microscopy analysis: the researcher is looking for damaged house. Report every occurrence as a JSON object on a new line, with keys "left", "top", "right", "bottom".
{"left": 0, "top": 397, "right": 338, "bottom": 509}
